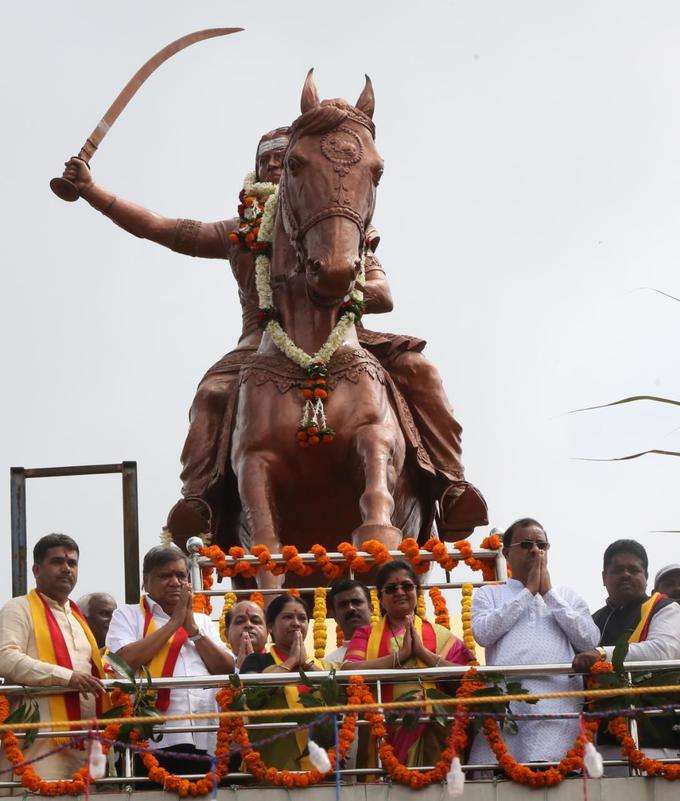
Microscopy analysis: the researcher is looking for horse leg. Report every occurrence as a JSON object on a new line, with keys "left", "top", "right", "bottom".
{"left": 350, "top": 425, "right": 403, "bottom": 549}
{"left": 236, "top": 454, "right": 283, "bottom": 591}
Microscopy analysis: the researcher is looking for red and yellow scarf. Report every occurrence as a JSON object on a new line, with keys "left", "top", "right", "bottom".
{"left": 140, "top": 596, "right": 188, "bottom": 711}
{"left": 630, "top": 592, "right": 666, "bottom": 643}
{"left": 27, "top": 589, "right": 108, "bottom": 730}
{"left": 366, "top": 615, "right": 455, "bottom": 702}
{"left": 270, "top": 646, "right": 323, "bottom": 769}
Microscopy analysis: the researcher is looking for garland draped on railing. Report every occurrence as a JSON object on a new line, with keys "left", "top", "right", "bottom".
{"left": 2, "top": 673, "right": 680, "bottom": 795}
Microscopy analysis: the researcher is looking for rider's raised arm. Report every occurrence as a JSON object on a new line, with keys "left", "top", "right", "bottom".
{"left": 62, "top": 157, "right": 234, "bottom": 260}
{"left": 362, "top": 250, "right": 393, "bottom": 314}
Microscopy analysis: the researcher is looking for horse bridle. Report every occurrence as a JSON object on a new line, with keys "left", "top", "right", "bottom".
{"left": 278, "top": 116, "right": 376, "bottom": 267}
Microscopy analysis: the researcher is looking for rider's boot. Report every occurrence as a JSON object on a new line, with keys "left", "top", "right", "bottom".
{"left": 437, "top": 481, "right": 488, "bottom": 540}
{"left": 166, "top": 496, "right": 213, "bottom": 552}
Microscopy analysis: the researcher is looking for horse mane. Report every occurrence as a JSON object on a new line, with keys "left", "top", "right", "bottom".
{"left": 289, "top": 99, "right": 375, "bottom": 142}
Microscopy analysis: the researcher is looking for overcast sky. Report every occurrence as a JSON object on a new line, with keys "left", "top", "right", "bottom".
{"left": 2, "top": 0, "right": 680, "bottom": 611}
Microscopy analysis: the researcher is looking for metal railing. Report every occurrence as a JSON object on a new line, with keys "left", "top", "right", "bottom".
{"left": 185, "top": 539, "right": 508, "bottom": 595}
{"left": 1, "top": 660, "right": 679, "bottom": 788}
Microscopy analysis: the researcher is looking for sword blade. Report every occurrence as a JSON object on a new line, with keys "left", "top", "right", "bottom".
{"left": 80, "top": 27, "right": 243, "bottom": 161}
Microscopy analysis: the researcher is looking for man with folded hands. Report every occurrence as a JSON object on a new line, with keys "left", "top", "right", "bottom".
{"left": 106, "top": 545, "right": 234, "bottom": 776}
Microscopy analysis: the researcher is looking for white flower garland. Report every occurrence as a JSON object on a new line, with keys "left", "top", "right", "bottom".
{"left": 251, "top": 176, "right": 365, "bottom": 370}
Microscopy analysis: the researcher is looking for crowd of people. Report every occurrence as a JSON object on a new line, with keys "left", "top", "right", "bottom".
{"left": 0, "top": 524, "right": 678, "bottom": 786}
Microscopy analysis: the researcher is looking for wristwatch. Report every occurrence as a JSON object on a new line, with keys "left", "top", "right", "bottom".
{"left": 188, "top": 631, "right": 204, "bottom": 644}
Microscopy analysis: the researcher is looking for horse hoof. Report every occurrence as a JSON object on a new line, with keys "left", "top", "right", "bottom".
{"left": 351, "top": 524, "right": 402, "bottom": 550}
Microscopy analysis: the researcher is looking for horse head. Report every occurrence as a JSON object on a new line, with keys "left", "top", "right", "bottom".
{"left": 279, "top": 70, "right": 384, "bottom": 305}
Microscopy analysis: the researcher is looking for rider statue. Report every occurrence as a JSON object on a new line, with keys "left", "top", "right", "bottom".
{"left": 62, "top": 127, "right": 487, "bottom": 542}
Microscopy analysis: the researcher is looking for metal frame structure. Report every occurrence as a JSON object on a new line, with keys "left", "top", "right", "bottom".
{"left": 186, "top": 543, "right": 509, "bottom": 596}
{"left": 1, "top": 660, "right": 678, "bottom": 789}
{"left": 9, "top": 462, "right": 140, "bottom": 603}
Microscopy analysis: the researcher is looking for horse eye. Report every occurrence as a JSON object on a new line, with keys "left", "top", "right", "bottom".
{"left": 373, "top": 167, "right": 384, "bottom": 186}
{"left": 287, "top": 157, "right": 303, "bottom": 173}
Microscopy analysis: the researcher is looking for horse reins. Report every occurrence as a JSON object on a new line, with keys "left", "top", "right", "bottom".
{"left": 278, "top": 111, "right": 376, "bottom": 266}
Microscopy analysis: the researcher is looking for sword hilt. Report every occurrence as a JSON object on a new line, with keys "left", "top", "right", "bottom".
{"left": 50, "top": 144, "right": 96, "bottom": 202}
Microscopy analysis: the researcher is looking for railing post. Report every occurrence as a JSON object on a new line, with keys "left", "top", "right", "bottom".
{"left": 494, "top": 548, "right": 508, "bottom": 583}
{"left": 376, "top": 678, "right": 384, "bottom": 780}
{"left": 186, "top": 537, "right": 204, "bottom": 592}
{"left": 123, "top": 745, "right": 134, "bottom": 792}
{"left": 10, "top": 467, "right": 27, "bottom": 597}
{"left": 121, "top": 461, "right": 140, "bottom": 604}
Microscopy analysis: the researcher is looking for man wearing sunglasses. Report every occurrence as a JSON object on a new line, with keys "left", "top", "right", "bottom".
{"left": 468, "top": 518, "right": 599, "bottom": 769}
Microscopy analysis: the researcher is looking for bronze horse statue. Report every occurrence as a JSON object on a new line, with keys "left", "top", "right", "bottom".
{"left": 230, "top": 72, "right": 434, "bottom": 588}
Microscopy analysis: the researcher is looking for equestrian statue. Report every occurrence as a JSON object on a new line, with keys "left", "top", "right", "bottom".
{"left": 55, "top": 34, "right": 487, "bottom": 589}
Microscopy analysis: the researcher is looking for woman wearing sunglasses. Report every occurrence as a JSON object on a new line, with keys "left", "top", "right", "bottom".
{"left": 344, "top": 559, "right": 473, "bottom": 767}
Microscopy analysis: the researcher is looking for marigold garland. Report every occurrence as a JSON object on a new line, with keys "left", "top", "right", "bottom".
{"left": 310, "top": 544, "right": 343, "bottom": 581}
{"left": 592, "top": 661, "right": 680, "bottom": 780}
{"left": 370, "top": 588, "right": 381, "bottom": 624}
{"left": 337, "top": 542, "right": 370, "bottom": 574}
{"left": 251, "top": 544, "right": 278, "bottom": 574}
{"left": 136, "top": 689, "right": 234, "bottom": 796}
{"left": 249, "top": 591, "right": 265, "bottom": 609}
{"left": 352, "top": 676, "right": 463, "bottom": 788}
{"left": 282, "top": 545, "right": 314, "bottom": 577}
{"left": 0, "top": 689, "right": 127, "bottom": 796}
{"left": 199, "top": 545, "right": 259, "bottom": 580}
{"left": 219, "top": 592, "right": 237, "bottom": 644}
{"left": 429, "top": 587, "right": 451, "bottom": 631}
{"left": 460, "top": 665, "right": 599, "bottom": 787}
{"left": 399, "top": 538, "right": 429, "bottom": 574}
{"left": 192, "top": 567, "right": 213, "bottom": 615}
{"left": 460, "top": 584, "right": 476, "bottom": 657}
{"left": 219, "top": 685, "right": 356, "bottom": 788}
{"left": 362, "top": 540, "right": 391, "bottom": 568}
{"left": 422, "top": 537, "right": 458, "bottom": 572}
{"left": 200, "top": 536, "right": 501, "bottom": 587}
{"left": 312, "top": 587, "right": 327, "bottom": 659}
{"left": 416, "top": 590, "right": 426, "bottom": 619}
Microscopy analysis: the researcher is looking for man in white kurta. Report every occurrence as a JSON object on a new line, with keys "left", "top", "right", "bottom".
{"left": 106, "top": 546, "right": 234, "bottom": 770}
{"left": 0, "top": 534, "right": 106, "bottom": 788}
{"left": 469, "top": 518, "right": 599, "bottom": 766}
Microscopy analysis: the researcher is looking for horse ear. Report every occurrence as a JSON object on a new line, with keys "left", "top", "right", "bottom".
{"left": 355, "top": 75, "right": 375, "bottom": 119}
{"left": 300, "top": 68, "right": 320, "bottom": 113}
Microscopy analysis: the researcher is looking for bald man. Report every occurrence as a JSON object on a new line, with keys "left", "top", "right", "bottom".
{"left": 77, "top": 592, "right": 117, "bottom": 650}
{"left": 226, "top": 600, "right": 268, "bottom": 670}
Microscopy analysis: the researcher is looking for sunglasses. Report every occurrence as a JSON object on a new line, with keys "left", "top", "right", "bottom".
{"left": 508, "top": 540, "right": 550, "bottom": 551}
{"left": 383, "top": 581, "right": 417, "bottom": 594}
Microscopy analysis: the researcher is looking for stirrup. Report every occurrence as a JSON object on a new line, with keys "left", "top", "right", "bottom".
{"left": 166, "top": 497, "right": 213, "bottom": 551}
{"left": 437, "top": 481, "right": 489, "bottom": 540}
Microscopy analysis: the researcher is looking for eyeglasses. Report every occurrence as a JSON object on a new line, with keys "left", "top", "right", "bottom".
{"left": 508, "top": 540, "right": 550, "bottom": 551}
{"left": 383, "top": 581, "right": 416, "bottom": 594}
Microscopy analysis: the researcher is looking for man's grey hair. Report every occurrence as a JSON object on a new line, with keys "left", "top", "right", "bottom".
{"left": 77, "top": 592, "right": 117, "bottom": 615}
{"left": 142, "top": 545, "right": 189, "bottom": 580}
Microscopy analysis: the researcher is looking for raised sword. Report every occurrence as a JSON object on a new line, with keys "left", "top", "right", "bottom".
{"left": 50, "top": 27, "right": 243, "bottom": 201}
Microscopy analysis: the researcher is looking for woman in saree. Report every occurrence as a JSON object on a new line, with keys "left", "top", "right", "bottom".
{"left": 240, "top": 594, "right": 324, "bottom": 771}
{"left": 344, "top": 559, "right": 474, "bottom": 767}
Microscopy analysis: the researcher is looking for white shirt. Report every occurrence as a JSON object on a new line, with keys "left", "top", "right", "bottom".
{"left": 469, "top": 579, "right": 599, "bottom": 764}
{"left": 324, "top": 645, "right": 347, "bottom": 667}
{"left": 602, "top": 602, "right": 680, "bottom": 661}
{"left": 106, "top": 599, "right": 233, "bottom": 753}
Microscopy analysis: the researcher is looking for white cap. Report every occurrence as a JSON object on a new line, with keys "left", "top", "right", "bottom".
{"left": 654, "top": 563, "right": 680, "bottom": 587}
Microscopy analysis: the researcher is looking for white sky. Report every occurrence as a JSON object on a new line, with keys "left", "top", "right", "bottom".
{"left": 2, "top": 0, "right": 680, "bottom": 611}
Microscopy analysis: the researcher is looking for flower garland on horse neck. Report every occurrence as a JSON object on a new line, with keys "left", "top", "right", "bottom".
{"left": 244, "top": 173, "right": 366, "bottom": 447}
